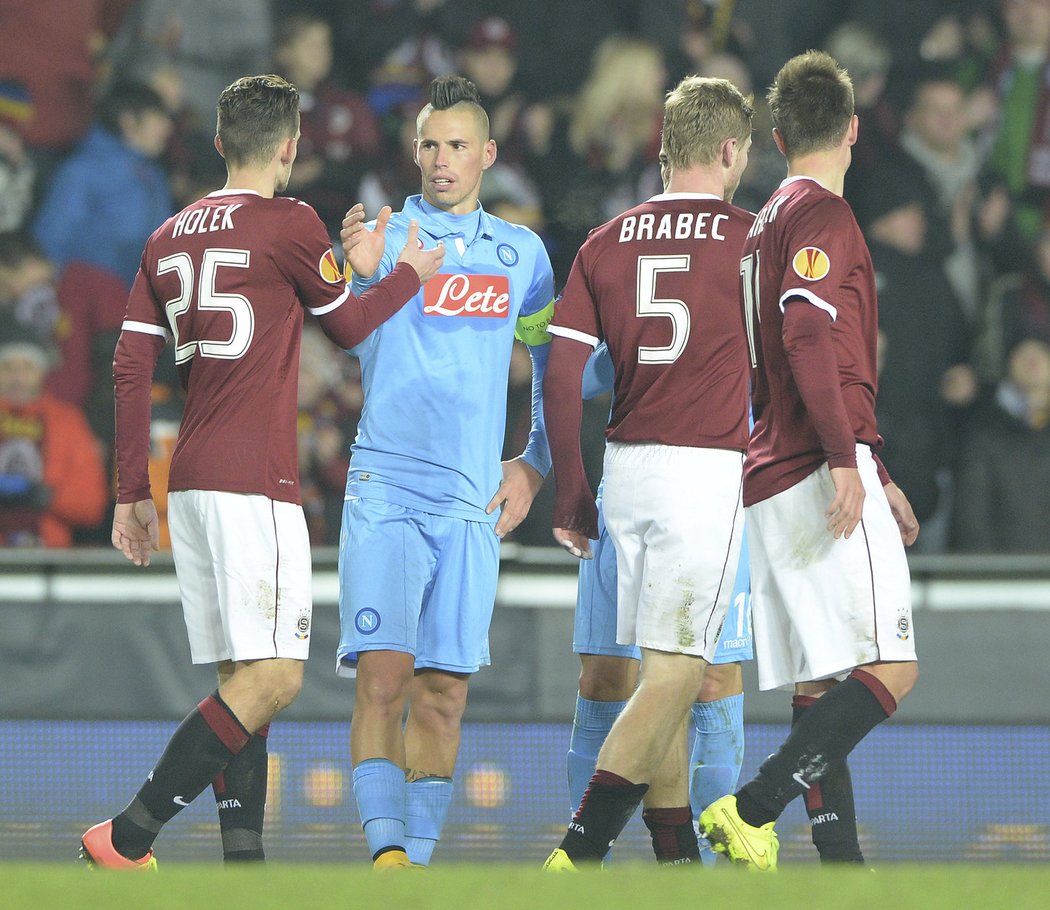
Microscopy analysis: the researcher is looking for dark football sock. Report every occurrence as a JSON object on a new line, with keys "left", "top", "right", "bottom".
{"left": 642, "top": 806, "right": 701, "bottom": 866}
{"left": 214, "top": 722, "right": 270, "bottom": 863}
{"left": 792, "top": 695, "right": 864, "bottom": 864}
{"left": 111, "top": 692, "right": 251, "bottom": 860}
{"left": 735, "top": 670, "right": 896, "bottom": 828}
{"left": 559, "top": 770, "right": 649, "bottom": 863}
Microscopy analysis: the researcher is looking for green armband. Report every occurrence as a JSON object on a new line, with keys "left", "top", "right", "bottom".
{"left": 515, "top": 299, "right": 555, "bottom": 346}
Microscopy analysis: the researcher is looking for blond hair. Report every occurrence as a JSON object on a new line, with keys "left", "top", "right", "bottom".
{"left": 660, "top": 75, "right": 753, "bottom": 176}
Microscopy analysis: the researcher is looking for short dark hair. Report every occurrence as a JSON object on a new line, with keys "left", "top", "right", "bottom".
{"left": 768, "top": 51, "right": 854, "bottom": 158}
{"left": 98, "top": 81, "right": 168, "bottom": 135}
{"left": 417, "top": 75, "right": 489, "bottom": 137}
{"left": 216, "top": 74, "right": 300, "bottom": 167}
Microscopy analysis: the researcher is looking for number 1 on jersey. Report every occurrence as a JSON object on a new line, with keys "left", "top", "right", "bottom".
{"left": 739, "top": 251, "right": 760, "bottom": 369}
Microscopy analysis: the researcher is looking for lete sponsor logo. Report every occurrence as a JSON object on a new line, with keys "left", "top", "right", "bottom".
{"left": 423, "top": 273, "right": 510, "bottom": 317}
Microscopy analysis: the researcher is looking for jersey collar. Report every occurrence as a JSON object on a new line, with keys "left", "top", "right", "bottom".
{"left": 407, "top": 194, "right": 494, "bottom": 245}
{"left": 206, "top": 189, "right": 263, "bottom": 198}
{"left": 779, "top": 175, "right": 828, "bottom": 191}
{"left": 648, "top": 192, "right": 723, "bottom": 202}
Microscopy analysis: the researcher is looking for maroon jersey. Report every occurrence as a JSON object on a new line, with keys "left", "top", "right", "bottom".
{"left": 551, "top": 193, "right": 753, "bottom": 450}
{"left": 741, "top": 177, "right": 880, "bottom": 505}
{"left": 117, "top": 190, "right": 354, "bottom": 504}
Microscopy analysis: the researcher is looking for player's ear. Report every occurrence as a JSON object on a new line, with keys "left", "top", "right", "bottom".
{"left": 846, "top": 114, "right": 859, "bottom": 147}
{"left": 482, "top": 138, "right": 497, "bottom": 171}
{"left": 720, "top": 136, "right": 737, "bottom": 170}
{"left": 771, "top": 128, "right": 787, "bottom": 157}
{"left": 214, "top": 134, "right": 225, "bottom": 159}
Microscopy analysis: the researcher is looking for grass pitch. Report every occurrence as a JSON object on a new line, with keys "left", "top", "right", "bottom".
{"left": 2, "top": 863, "right": 1049, "bottom": 910}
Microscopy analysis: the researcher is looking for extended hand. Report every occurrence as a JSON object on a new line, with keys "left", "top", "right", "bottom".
{"left": 340, "top": 203, "right": 390, "bottom": 279}
{"left": 827, "top": 466, "right": 865, "bottom": 539}
{"left": 112, "top": 499, "right": 160, "bottom": 567}
{"left": 486, "top": 457, "right": 544, "bottom": 538}
{"left": 396, "top": 219, "right": 445, "bottom": 284}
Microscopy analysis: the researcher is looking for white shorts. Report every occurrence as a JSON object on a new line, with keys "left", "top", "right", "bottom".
{"left": 168, "top": 490, "right": 312, "bottom": 664}
{"left": 746, "top": 445, "right": 917, "bottom": 690}
{"left": 601, "top": 442, "right": 744, "bottom": 660}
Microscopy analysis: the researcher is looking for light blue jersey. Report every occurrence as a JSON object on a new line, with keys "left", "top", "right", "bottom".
{"left": 338, "top": 195, "right": 555, "bottom": 672}
{"left": 347, "top": 194, "right": 555, "bottom": 522}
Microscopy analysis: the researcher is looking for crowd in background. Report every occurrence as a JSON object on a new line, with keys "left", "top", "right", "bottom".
{"left": 1, "top": 0, "right": 1049, "bottom": 553}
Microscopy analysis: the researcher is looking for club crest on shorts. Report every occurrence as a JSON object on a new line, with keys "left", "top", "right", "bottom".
{"left": 355, "top": 607, "right": 381, "bottom": 635}
{"left": 791, "top": 246, "right": 830, "bottom": 281}
{"left": 295, "top": 610, "right": 311, "bottom": 640}
{"left": 318, "top": 248, "right": 342, "bottom": 284}
{"left": 896, "top": 608, "right": 911, "bottom": 641}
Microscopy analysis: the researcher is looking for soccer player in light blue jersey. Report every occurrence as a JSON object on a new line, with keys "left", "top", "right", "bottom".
{"left": 568, "top": 344, "right": 753, "bottom": 866}
{"left": 335, "top": 75, "right": 556, "bottom": 869}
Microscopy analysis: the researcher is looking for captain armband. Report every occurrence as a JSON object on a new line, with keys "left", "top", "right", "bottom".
{"left": 514, "top": 299, "right": 555, "bottom": 346}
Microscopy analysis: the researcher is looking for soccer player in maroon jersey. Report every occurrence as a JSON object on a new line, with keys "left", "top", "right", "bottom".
{"left": 541, "top": 75, "right": 754, "bottom": 870}
{"left": 79, "top": 74, "right": 444, "bottom": 870}
{"left": 699, "top": 51, "right": 920, "bottom": 871}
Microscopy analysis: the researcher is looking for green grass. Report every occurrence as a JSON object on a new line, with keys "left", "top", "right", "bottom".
{"left": 2, "top": 864, "right": 1049, "bottom": 910}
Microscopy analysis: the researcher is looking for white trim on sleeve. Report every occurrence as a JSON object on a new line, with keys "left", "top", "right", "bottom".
{"left": 779, "top": 288, "right": 837, "bottom": 321}
{"left": 307, "top": 286, "right": 352, "bottom": 316}
{"left": 121, "top": 320, "right": 168, "bottom": 337}
{"left": 548, "top": 325, "right": 600, "bottom": 348}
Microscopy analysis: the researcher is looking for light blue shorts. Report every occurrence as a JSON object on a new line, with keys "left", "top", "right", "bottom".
{"left": 573, "top": 493, "right": 753, "bottom": 664}
{"left": 337, "top": 496, "right": 500, "bottom": 674}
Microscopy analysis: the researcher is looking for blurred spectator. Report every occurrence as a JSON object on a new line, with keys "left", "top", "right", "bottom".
{"left": 979, "top": 222, "right": 1050, "bottom": 378}
{"left": 0, "top": 325, "right": 108, "bottom": 547}
{"left": 0, "top": 81, "right": 35, "bottom": 231}
{"left": 109, "top": 0, "right": 272, "bottom": 129}
{"left": 31, "top": 81, "right": 173, "bottom": 287}
{"left": 0, "top": 0, "right": 103, "bottom": 174}
{"left": 357, "top": 94, "right": 429, "bottom": 216}
{"left": 297, "top": 323, "right": 355, "bottom": 545}
{"left": 117, "top": 49, "right": 223, "bottom": 210}
{"left": 354, "top": 0, "right": 458, "bottom": 115}
{"left": 952, "top": 336, "right": 1050, "bottom": 551}
{"left": 0, "top": 232, "right": 61, "bottom": 350}
{"left": 694, "top": 50, "right": 782, "bottom": 213}
{"left": 529, "top": 35, "right": 666, "bottom": 280}
{"left": 274, "top": 9, "right": 382, "bottom": 235}
{"left": 458, "top": 16, "right": 525, "bottom": 152}
{"left": 898, "top": 69, "right": 985, "bottom": 319}
{"left": 858, "top": 162, "right": 977, "bottom": 535}
{"left": 982, "top": 0, "right": 1050, "bottom": 243}
{"left": 852, "top": 0, "right": 997, "bottom": 103}
{"left": 824, "top": 21, "right": 898, "bottom": 196}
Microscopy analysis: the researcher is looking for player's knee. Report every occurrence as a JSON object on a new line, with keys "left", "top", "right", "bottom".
{"left": 268, "top": 661, "right": 304, "bottom": 711}
{"left": 414, "top": 672, "right": 469, "bottom": 724}
{"left": 578, "top": 656, "right": 636, "bottom": 701}
{"left": 696, "top": 662, "right": 742, "bottom": 702}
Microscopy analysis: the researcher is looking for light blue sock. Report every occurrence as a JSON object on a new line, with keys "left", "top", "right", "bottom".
{"left": 567, "top": 694, "right": 627, "bottom": 813}
{"left": 405, "top": 777, "right": 453, "bottom": 866}
{"left": 690, "top": 693, "right": 745, "bottom": 866}
{"left": 352, "top": 758, "right": 407, "bottom": 860}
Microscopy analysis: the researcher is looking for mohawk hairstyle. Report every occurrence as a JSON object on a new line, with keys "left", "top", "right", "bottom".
{"left": 417, "top": 74, "right": 490, "bottom": 138}
{"left": 429, "top": 74, "right": 482, "bottom": 110}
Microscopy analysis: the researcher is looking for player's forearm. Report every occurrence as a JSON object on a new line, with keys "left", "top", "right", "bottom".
{"left": 318, "top": 263, "right": 420, "bottom": 349}
{"left": 582, "top": 343, "right": 614, "bottom": 399}
{"left": 112, "top": 331, "right": 165, "bottom": 502}
{"left": 782, "top": 301, "right": 857, "bottom": 469}
{"left": 544, "top": 338, "right": 596, "bottom": 535}
{"left": 521, "top": 340, "right": 552, "bottom": 477}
